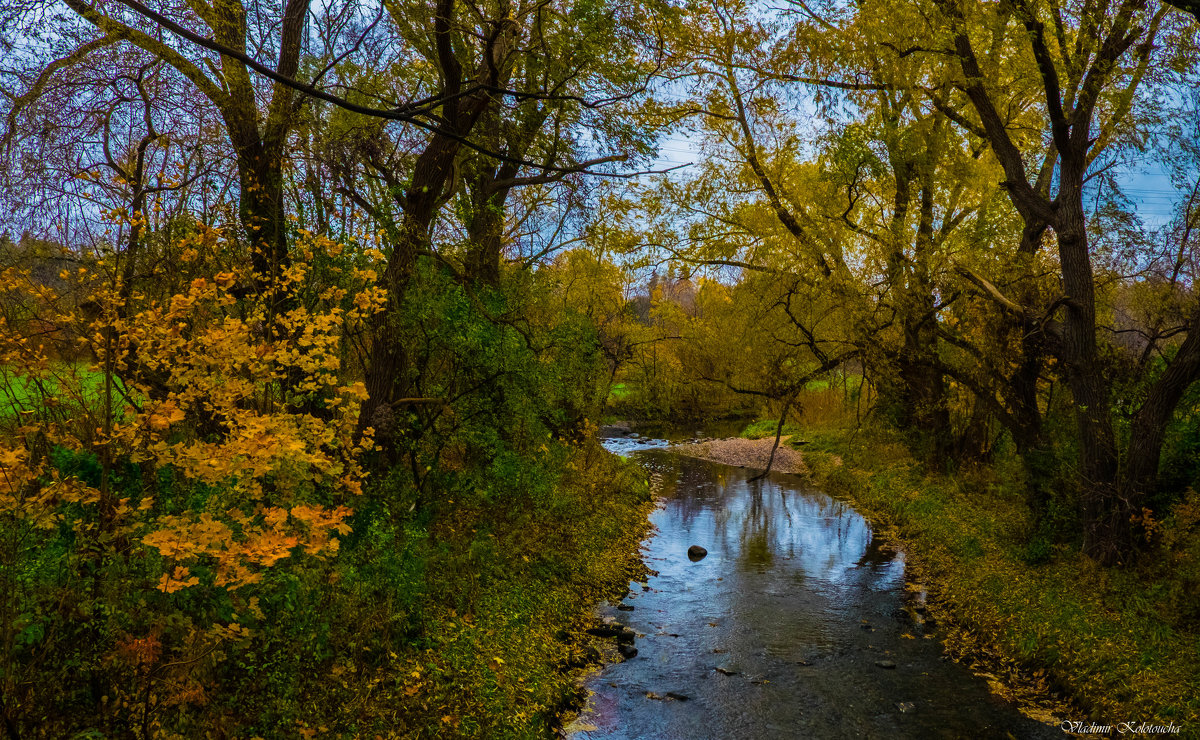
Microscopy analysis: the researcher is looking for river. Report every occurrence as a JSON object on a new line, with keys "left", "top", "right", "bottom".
{"left": 564, "top": 436, "right": 1060, "bottom": 739}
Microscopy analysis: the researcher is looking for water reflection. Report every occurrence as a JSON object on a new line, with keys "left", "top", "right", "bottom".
{"left": 642, "top": 451, "right": 899, "bottom": 589}
{"left": 567, "top": 441, "right": 1058, "bottom": 739}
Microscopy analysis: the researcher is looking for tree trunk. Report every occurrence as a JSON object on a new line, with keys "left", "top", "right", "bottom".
{"left": 355, "top": 0, "right": 518, "bottom": 458}
{"left": 1119, "top": 306, "right": 1200, "bottom": 535}
{"left": 464, "top": 180, "right": 507, "bottom": 286}
{"left": 357, "top": 125, "right": 488, "bottom": 456}
{"left": 882, "top": 151, "right": 952, "bottom": 463}
{"left": 1010, "top": 221, "right": 1056, "bottom": 526}
{"left": 1055, "top": 164, "right": 1123, "bottom": 562}
{"left": 237, "top": 147, "right": 289, "bottom": 294}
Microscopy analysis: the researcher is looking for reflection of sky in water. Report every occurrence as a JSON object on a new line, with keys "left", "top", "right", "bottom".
{"left": 572, "top": 440, "right": 1060, "bottom": 739}
{"left": 620, "top": 442, "right": 904, "bottom": 591}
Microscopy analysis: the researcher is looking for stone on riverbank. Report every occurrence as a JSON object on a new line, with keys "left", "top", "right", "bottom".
{"left": 597, "top": 421, "right": 633, "bottom": 438}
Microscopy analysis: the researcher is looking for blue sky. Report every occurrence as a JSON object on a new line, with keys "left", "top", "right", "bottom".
{"left": 1121, "top": 170, "right": 1187, "bottom": 227}
{"left": 648, "top": 132, "right": 1188, "bottom": 230}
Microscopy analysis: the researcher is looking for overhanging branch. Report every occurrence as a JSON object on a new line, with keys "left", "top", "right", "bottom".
{"left": 101, "top": 0, "right": 643, "bottom": 176}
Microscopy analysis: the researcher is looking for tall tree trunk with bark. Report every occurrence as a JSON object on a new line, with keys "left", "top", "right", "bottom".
{"left": 942, "top": 0, "right": 1200, "bottom": 563}
{"left": 1054, "top": 159, "right": 1123, "bottom": 558}
{"left": 356, "top": 0, "right": 516, "bottom": 458}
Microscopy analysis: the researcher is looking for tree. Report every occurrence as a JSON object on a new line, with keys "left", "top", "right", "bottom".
{"left": 28, "top": 0, "right": 325, "bottom": 297}
{"left": 934, "top": 0, "right": 1198, "bottom": 561}
{"left": 644, "top": 0, "right": 1018, "bottom": 461}
{"left": 327, "top": 0, "right": 665, "bottom": 457}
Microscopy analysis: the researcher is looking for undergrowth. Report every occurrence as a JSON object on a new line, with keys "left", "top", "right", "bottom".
{"left": 794, "top": 426, "right": 1200, "bottom": 731}
{"left": 319, "top": 440, "right": 654, "bottom": 738}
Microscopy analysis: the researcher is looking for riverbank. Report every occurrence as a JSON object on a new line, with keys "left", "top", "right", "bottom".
{"left": 670, "top": 435, "right": 807, "bottom": 474}
{"left": 797, "top": 429, "right": 1200, "bottom": 732}
{"left": 356, "top": 440, "right": 654, "bottom": 737}
{"left": 670, "top": 430, "right": 1200, "bottom": 732}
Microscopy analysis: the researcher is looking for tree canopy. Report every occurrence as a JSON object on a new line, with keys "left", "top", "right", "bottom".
{"left": 0, "top": 0, "right": 1198, "bottom": 733}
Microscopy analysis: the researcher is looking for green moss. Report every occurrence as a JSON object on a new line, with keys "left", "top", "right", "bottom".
{"left": 739, "top": 418, "right": 804, "bottom": 439}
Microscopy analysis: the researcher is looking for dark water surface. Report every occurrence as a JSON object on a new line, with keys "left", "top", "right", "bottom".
{"left": 566, "top": 440, "right": 1060, "bottom": 739}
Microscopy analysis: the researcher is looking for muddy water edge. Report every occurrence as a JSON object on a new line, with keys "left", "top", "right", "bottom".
{"left": 562, "top": 434, "right": 1061, "bottom": 739}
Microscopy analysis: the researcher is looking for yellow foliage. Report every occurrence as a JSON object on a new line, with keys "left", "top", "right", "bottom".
{"left": 0, "top": 230, "right": 376, "bottom": 596}
{"left": 158, "top": 566, "right": 201, "bottom": 593}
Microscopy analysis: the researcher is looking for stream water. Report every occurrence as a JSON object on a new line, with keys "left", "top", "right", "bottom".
{"left": 565, "top": 436, "right": 1061, "bottom": 739}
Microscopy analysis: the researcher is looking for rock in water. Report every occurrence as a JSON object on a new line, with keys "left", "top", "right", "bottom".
{"left": 565, "top": 646, "right": 603, "bottom": 669}
{"left": 618, "top": 644, "right": 638, "bottom": 659}
{"left": 687, "top": 545, "right": 708, "bottom": 561}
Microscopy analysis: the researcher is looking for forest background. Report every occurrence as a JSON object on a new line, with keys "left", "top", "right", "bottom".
{"left": 0, "top": 0, "right": 1199, "bottom": 735}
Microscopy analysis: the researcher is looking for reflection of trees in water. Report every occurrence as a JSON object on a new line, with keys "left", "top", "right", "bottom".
{"left": 656, "top": 455, "right": 729, "bottom": 524}
{"left": 660, "top": 456, "right": 875, "bottom": 580}
{"left": 743, "top": 480, "right": 870, "bottom": 581}
{"left": 741, "top": 479, "right": 774, "bottom": 569}
{"left": 636, "top": 452, "right": 901, "bottom": 586}
{"left": 838, "top": 534, "right": 905, "bottom": 593}
{"left": 855, "top": 533, "right": 896, "bottom": 568}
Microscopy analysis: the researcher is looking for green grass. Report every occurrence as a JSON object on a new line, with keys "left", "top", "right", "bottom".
{"left": 0, "top": 362, "right": 117, "bottom": 414}
{"left": 800, "top": 427, "right": 1200, "bottom": 729}
{"left": 740, "top": 418, "right": 804, "bottom": 439}
{"left": 338, "top": 442, "right": 655, "bottom": 737}
{"left": 607, "top": 382, "right": 630, "bottom": 401}
{"left": 798, "top": 372, "right": 864, "bottom": 393}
